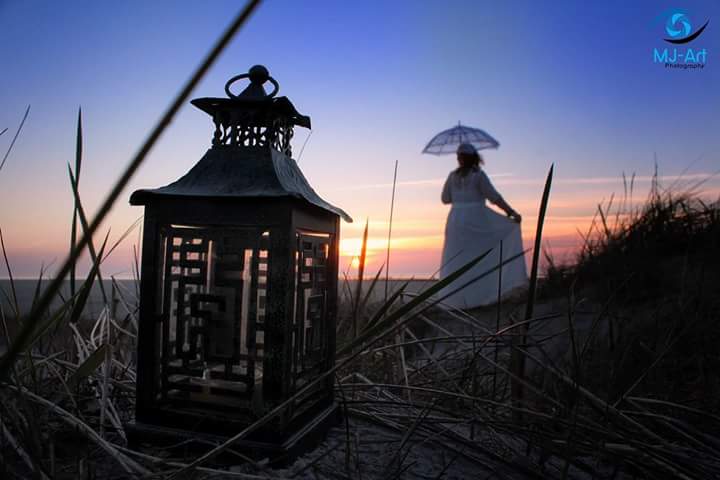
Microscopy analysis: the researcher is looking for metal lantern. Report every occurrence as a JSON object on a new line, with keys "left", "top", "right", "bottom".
{"left": 127, "top": 65, "right": 351, "bottom": 458}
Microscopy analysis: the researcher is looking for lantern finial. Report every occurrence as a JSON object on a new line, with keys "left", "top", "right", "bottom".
{"left": 224, "top": 64, "right": 279, "bottom": 100}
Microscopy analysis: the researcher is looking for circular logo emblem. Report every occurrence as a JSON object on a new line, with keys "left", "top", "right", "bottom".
{"left": 661, "top": 9, "right": 709, "bottom": 44}
{"left": 665, "top": 12, "right": 692, "bottom": 38}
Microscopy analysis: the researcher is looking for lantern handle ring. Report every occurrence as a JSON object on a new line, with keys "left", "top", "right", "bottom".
{"left": 225, "top": 73, "right": 279, "bottom": 99}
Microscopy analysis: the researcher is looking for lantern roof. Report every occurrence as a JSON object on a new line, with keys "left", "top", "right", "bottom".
{"left": 130, "top": 65, "right": 352, "bottom": 223}
{"left": 130, "top": 146, "right": 352, "bottom": 222}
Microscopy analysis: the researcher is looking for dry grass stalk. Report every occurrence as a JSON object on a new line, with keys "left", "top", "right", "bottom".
{"left": 2, "top": 383, "right": 148, "bottom": 475}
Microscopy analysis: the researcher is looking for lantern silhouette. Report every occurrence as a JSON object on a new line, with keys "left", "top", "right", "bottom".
{"left": 127, "top": 65, "right": 351, "bottom": 457}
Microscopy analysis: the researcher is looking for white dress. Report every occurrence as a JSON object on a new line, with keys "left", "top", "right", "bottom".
{"left": 438, "top": 168, "right": 527, "bottom": 309}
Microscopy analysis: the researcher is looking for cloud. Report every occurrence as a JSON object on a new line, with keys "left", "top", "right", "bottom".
{"left": 496, "top": 172, "right": 719, "bottom": 187}
{"left": 334, "top": 172, "right": 720, "bottom": 191}
{"left": 333, "top": 173, "right": 515, "bottom": 191}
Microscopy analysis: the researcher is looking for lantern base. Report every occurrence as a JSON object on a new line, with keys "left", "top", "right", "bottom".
{"left": 124, "top": 402, "right": 340, "bottom": 466}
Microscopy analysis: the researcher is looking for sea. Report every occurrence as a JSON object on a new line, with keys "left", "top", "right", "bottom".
{"left": 0, "top": 279, "right": 139, "bottom": 322}
{"left": 0, "top": 277, "right": 435, "bottom": 325}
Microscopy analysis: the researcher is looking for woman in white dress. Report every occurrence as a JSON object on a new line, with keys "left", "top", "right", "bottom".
{"left": 439, "top": 143, "right": 527, "bottom": 309}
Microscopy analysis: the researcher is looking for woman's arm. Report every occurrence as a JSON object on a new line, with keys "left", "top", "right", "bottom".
{"left": 478, "top": 171, "right": 521, "bottom": 222}
{"left": 441, "top": 173, "right": 453, "bottom": 204}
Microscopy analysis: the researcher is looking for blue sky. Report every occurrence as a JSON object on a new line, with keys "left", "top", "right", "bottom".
{"left": 1, "top": 0, "right": 719, "bottom": 277}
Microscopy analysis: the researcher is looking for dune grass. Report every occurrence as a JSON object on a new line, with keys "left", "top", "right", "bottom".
{"left": 2, "top": 3, "right": 720, "bottom": 476}
{"left": 4, "top": 112, "right": 720, "bottom": 478}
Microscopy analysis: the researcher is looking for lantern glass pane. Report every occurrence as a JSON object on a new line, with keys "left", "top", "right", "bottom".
{"left": 155, "top": 225, "right": 269, "bottom": 417}
{"left": 288, "top": 230, "right": 332, "bottom": 417}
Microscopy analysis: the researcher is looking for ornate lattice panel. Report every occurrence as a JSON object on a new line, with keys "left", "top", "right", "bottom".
{"left": 289, "top": 231, "right": 331, "bottom": 416}
{"left": 156, "top": 225, "right": 269, "bottom": 414}
{"left": 211, "top": 117, "right": 294, "bottom": 156}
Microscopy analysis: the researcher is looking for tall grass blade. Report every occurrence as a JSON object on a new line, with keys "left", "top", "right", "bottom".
{"left": 296, "top": 129, "right": 312, "bottom": 164}
{"left": 385, "top": 159, "right": 399, "bottom": 301}
{"left": 598, "top": 203, "right": 611, "bottom": 240}
{"left": 352, "top": 218, "right": 369, "bottom": 338}
{"left": 358, "top": 263, "right": 385, "bottom": 314}
{"left": 103, "top": 215, "right": 142, "bottom": 260}
{"left": 492, "top": 240, "right": 503, "bottom": 401}
{"left": 512, "top": 163, "right": 553, "bottom": 418}
{"left": 70, "top": 108, "right": 82, "bottom": 301}
{"left": 29, "top": 262, "right": 47, "bottom": 316}
{"left": 68, "top": 164, "right": 108, "bottom": 304}
{"left": 132, "top": 243, "right": 140, "bottom": 300}
{"left": 0, "top": 105, "right": 30, "bottom": 173}
{"left": 0, "top": 227, "right": 19, "bottom": 317}
{"left": 528, "top": 163, "right": 554, "bottom": 315}
{"left": 524, "top": 163, "right": 554, "bottom": 320}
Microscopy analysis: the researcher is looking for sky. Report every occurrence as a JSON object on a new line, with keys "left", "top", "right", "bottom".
{"left": 1, "top": 0, "right": 719, "bottom": 279}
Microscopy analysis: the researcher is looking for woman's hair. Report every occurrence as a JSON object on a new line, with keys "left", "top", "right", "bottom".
{"left": 455, "top": 152, "right": 484, "bottom": 177}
